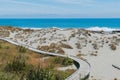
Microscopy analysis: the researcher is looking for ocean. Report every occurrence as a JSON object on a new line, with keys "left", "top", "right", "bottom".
{"left": 0, "top": 18, "right": 120, "bottom": 31}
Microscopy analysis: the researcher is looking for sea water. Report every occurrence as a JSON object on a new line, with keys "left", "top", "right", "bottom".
{"left": 0, "top": 18, "right": 120, "bottom": 31}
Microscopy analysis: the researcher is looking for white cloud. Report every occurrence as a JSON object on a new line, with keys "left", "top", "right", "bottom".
{"left": 1, "top": 0, "right": 39, "bottom": 6}
{"left": 54, "top": 0, "right": 94, "bottom": 5}
{"left": 0, "top": 0, "right": 76, "bottom": 15}
{"left": 0, "top": 0, "right": 120, "bottom": 18}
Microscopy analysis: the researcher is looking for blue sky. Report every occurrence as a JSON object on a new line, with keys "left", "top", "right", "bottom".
{"left": 0, "top": 0, "right": 120, "bottom": 18}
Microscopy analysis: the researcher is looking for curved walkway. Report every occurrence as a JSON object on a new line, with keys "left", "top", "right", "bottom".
{"left": 0, "top": 37, "right": 91, "bottom": 80}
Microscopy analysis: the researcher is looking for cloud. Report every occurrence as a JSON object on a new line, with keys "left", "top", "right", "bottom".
{"left": 0, "top": 0, "right": 120, "bottom": 18}
{"left": 0, "top": 0, "right": 75, "bottom": 16}
{"left": 54, "top": 0, "right": 94, "bottom": 5}
{"left": 1, "top": 0, "right": 41, "bottom": 6}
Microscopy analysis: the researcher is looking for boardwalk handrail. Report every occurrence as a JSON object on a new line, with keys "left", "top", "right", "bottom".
{"left": 65, "top": 55, "right": 91, "bottom": 80}
{"left": 0, "top": 37, "right": 91, "bottom": 80}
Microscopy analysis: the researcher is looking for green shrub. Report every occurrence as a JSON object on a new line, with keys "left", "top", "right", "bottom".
{"left": 26, "top": 66, "right": 54, "bottom": 80}
{"left": 4, "top": 46, "right": 10, "bottom": 49}
{"left": 52, "top": 57, "right": 74, "bottom": 66}
{"left": 52, "top": 57, "right": 62, "bottom": 64}
{"left": 0, "top": 72, "right": 19, "bottom": 80}
{"left": 62, "top": 57, "right": 73, "bottom": 66}
{"left": 4, "top": 55, "right": 27, "bottom": 73}
{"left": 19, "top": 46, "right": 27, "bottom": 53}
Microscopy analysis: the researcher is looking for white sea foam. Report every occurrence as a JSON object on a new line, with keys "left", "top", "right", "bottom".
{"left": 86, "top": 26, "right": 119, "bottom": 31}
{"left": 21, "top": 27, "right": 42, "bottom": 30}
{"left": 21, "top": 26, "right": 63, "bottom": 30}
{"left": 20, "top": 26, "right": 120, "bottom": 31}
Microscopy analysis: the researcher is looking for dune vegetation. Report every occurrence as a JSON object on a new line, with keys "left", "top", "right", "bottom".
{"left": 0, "top": 40, "right": 75, "bottom": 80}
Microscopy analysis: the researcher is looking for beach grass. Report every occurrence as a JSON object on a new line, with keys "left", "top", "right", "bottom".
{"left": 0, "top": 40, "right": 75, "bottom": 80}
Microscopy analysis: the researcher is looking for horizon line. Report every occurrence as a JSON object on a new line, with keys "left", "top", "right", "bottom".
{"left": 0, "top": 17, "right": 120, "bottom": 19}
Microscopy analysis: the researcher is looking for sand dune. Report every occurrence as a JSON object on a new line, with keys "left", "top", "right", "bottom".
{"left": 0, "top": 27, "right": 120, "bottom": 80}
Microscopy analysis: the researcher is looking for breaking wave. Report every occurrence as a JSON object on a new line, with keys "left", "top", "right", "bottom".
{"left": 20, "top": 26, "right": 120, "bottom": 32}
{"left": 86, "top": 26, "right": 120, "bottom": 31}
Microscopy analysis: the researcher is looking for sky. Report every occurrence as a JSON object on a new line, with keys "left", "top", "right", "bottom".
{"left": 0, "top": 0, "right": 120, "bottom": 18}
